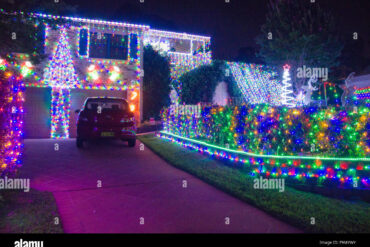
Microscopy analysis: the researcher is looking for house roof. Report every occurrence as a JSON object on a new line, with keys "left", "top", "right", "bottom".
{"left": 1, "top": 10, "right": 212, "bottom": 43}
{"left": 30, "top": 12, "right": 150, "bottom": 30}
{"left": 147, "top": 29, "right": 211, "bottom": 41}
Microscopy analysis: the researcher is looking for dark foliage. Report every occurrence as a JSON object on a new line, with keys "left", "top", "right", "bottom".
{"left": 142, "top": 45, "right": 171, "bottom": 121}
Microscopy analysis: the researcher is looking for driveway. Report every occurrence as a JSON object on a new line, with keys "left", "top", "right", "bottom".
{"left": 21, "top": 138, "right": 301, "bottom": 233}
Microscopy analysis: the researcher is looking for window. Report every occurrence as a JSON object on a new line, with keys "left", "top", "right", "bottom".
{"left": 89, "top": 32, "right": 128, "bottom": 60}
{"left": 110, "top": 34, "right": 128, "bottom": 60}
{"left": 85, "top": 98, "right": 128, "bottom": 111}
{"left": 130, "top": 34, "right": 138, "bottom": 59}
{"left": 89, "top": 32, "right": 109, "bottom": 58}
{"left": 79, "top": 28, "right": 88, "bottom": 56}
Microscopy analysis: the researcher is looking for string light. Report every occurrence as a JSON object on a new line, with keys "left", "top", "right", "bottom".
{"left": 109, "top": 66, "right": 120, "bottom": 82}
{"left": 87, "top": 64, "right": 100, "bottom": 81}
{"left": 0, "top": 11, "right": 212, "bottom": 138}
{"left": 226, "top": 62, "right": 281, "bottom": 105}
{"left": 130, "top": 91, "right": 138, "bottom": 100}
{"left": 44, "top": 26, "right": 79, "bottom": 138}
{"left": 158, "top": 131, "right": 369, "bottom": 188}
{"left": 50, "top": 88, "right": 70, "bottom": 139}
{"left": 355, "top": 86, "right": 370, "bottom": 107}
{"left": 129, "top": 104, "right": 135, "bottom": 112}
{"left": 169, "top": 51, "right": 212, "bottom": 98}
{"left": 281, "top": 64, "right": 295, "bottom": 107}
{"left": 0, "top": 60, "right": 25, "bottom": 176}
{"left": 20, "top": 61, "right": 33, "bottom": 77}
{"left": 161, "top": 103, "right": 370, "bottom": 188}
{"left": 44, "top": 26, "right": 80, "bottom": 89}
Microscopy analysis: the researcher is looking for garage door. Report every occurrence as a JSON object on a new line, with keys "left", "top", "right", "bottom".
{"left": 24, "top": 87, "right": 52, "bottom": 138}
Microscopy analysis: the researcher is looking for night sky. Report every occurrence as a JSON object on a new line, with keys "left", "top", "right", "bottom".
{"left": 50, "top": 0, "right": 370, "bottom": 62}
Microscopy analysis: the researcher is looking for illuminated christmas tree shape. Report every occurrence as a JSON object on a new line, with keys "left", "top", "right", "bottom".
{"left": 44, "top": 27, "right": 78, "bottom": 139}
{"left": 281, "top": 64, "right": 295, "bottom": 107}
{"left": 44, "top": 27, "right": 79, "bottom": 88}
{"left": 226, "top": 62, "right": 281, "bottom": 106}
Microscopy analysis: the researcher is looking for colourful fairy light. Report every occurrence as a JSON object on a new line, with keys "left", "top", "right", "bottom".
{"left": 31, "top": 12, "right": 150, "bottom": 30}
{"left": 44, "top": 26, "right": 79, "bottom": 138}
{"left": 109, "top": 66, "right": 120, "bottom": 82}
{"left": 44, "top": 26, "right": 80, "bottom": 89}
{"left": 169, "top": 51, "right": 212, "bottom": 98}
{"left": 0, "top": 64, "right": 25, "bottom": 176}
{"left": 158, "top": 131, "right": 370, "bottom": 189}
{"left": 87, "top": 64, "right": 100, "bottom": 81}
{"left": 160, "top": 103, "right": 370, "bottom": 188}
{"left": 50, "top": 88, "right": 70, "bottom": 139}
{"left": 20, "top": 61, "right": 33, "bottom": 77}
{"left": 355, "top": 86, "right": 370, "bottom": 100}
{"left": 1, "top": 10, "right": 215, "bottom": 138}
{"left": 0, "top": 58, "right": 6, "bottom": 70}
{"left": 75, "top": 26, "right": 90, "bottom": 58}
{"left": 226, "top": 62, "right": 281, "bottom": 106}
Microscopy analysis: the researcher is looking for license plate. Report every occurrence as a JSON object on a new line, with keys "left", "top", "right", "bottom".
{"left": 101, "top": 132, "right": 114, "bottom": 137}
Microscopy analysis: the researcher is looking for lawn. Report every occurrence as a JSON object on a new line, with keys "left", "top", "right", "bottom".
{"left": 0, "top": 189, "right": 63, "bottom": 233}
{"left": 138, "top": 133, "right": 370, "bottom": 233}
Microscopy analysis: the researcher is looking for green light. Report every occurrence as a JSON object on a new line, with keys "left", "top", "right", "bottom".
{"left": 160, "top": 131, "right": 370, "bottom": 162}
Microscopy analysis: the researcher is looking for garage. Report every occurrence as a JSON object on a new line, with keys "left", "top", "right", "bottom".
{"left": 24, "top": 87, "right": 127, "bottom": 138}
{"left": 69, "top": 89, "right": 127, "bottom": 138}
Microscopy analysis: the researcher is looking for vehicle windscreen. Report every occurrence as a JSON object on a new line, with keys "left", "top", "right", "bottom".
{"left": 85, "top": 99, "right": 128, "bottom": 112}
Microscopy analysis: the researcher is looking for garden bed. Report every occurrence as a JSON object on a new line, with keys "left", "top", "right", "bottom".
{"left": 161, "top": 104, "right": 370, "bottom": 189}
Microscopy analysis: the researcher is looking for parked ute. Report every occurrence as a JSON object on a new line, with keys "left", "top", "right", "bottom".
{"left": 75, "top": 97, "right": 136, "bottom": 148}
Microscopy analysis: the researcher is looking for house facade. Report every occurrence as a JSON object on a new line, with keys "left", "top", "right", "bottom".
{"left": 15, "top": 13, "right": 212, "bottom": 138}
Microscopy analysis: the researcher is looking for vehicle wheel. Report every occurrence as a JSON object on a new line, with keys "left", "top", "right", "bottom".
{"left": 76, "top": 138, "right": 84, "bottom": 148}
{"left": 128, "top": 139, "right": 136, "bottom": 147}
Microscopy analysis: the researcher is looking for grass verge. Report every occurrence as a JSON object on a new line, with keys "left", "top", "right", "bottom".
{"left": 139, "top": 133, "right": 370, "bottom": 233}
{"left": 0, "top": 189, "right": 63, "bottom": 233}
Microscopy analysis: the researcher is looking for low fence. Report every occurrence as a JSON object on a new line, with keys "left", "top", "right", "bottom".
{"left": 160, "top": 104, "right": 370, "bottom": 189}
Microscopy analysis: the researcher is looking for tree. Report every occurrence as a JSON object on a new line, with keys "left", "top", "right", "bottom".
{"left": 332, "top": 36, "right": 370, "bottom": 81}
{"left": 179, "top": 60, "right": 242, "bottom": 104}
{"left": 180, "top": 60, "right": 225, "bottom": 104}
{"left": 0, "top": 0, "right": 77, "bottom": 64}
{"left": 142, "top": 45, "right": 171, "bottom": 121}
{"left": 256, "top": 0, "right": 343, "bottom": 92}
